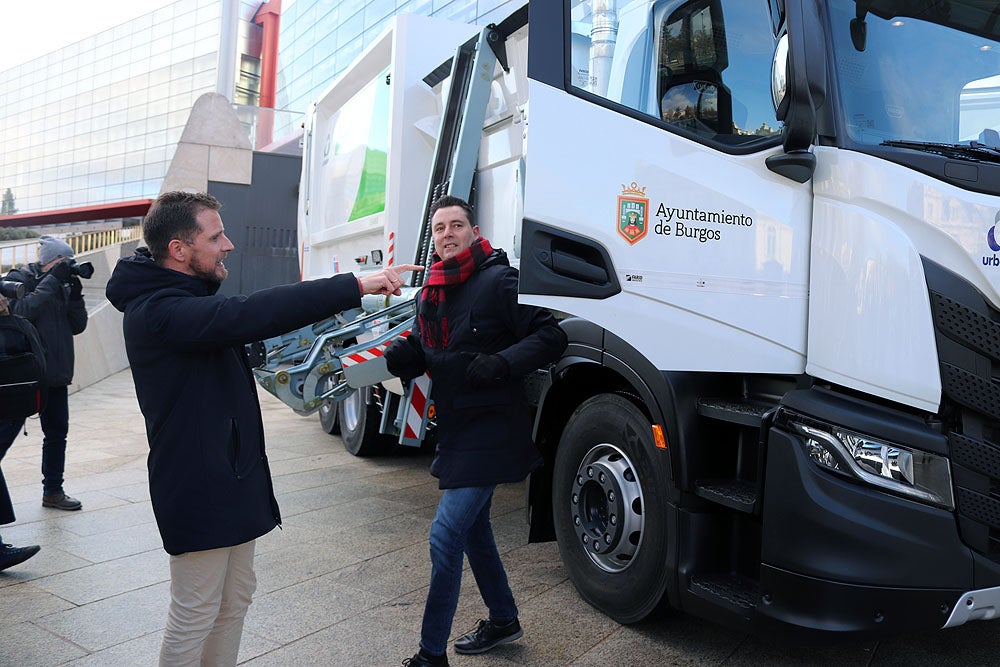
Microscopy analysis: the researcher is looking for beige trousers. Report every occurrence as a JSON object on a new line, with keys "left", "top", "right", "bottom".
{"left": 159, "top": 540, "right": 257, "bottom": 667}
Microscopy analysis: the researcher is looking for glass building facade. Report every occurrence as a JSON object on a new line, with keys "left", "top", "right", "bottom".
{"left": 276, "top": 0, "right": 523, "bottom": 114}
{"left": 0, "top": 0, "right": 522, "bottom": 217}
{"left": 0, "top": 0, "right": 263, "bottom": 215}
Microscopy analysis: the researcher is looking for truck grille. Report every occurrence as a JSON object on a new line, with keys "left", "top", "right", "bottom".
{"left": 930, "top": 288, "right": 1000, "bottom": 560}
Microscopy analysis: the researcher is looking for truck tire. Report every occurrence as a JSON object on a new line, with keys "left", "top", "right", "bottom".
{"left": 338, "top": 387, "right": 394, "bottom": 456}
{"left": 318, "top": 398, "right": 340, "bottom": 434}
{"left": 552, "top": 393, "right": 673, "bottom": 623}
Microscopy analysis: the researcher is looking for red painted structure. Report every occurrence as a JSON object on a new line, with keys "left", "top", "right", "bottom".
{"left": 0, "top": 199, "right": 153, "bottom": 228}
{"left": 254, "top": 0, "right": 282, "bottom": 149}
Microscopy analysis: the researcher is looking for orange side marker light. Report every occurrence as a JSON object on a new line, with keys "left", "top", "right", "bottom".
{"left": 651, "top": 424, "right": 667, "bottom": 450}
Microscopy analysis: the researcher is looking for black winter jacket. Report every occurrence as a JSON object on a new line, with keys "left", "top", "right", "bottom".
{"left": 398, "top": 249, "right": 566, "bottom": 489}
{"left": 106, "top": 248, "right": 363, "bottom": 555}
{"left": 5, "top": 262, "right": 88, "bottom": 386}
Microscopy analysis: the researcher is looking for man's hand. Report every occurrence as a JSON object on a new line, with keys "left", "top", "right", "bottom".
{"left": 69, "top": 276, "right": 83, "bottom": 299}
{"left": 0, "top": 294, "right": 8, "bottom": 316}
{"left": 49, "top": 259, "right": 73, "bottom": 282}
{"left": 358, "top": 264, "right": 422, "bottom": 296}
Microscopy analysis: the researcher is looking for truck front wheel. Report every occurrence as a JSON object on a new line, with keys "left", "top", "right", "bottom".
{"left": 552, "top": 393, "right": 673, "bottom": 623}
{"left": 338, "top": 387, "right": 394, "bottom": 457}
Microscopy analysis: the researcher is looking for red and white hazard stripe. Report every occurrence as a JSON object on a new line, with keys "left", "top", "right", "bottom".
{"left": 340, "top": 331, "right": 411, "bottom": 368}
{"left": 387, "top": 232, "right": 395, "bottom": 267}
{"left": 403, "top": 373, "right": 432, "bottom": 440}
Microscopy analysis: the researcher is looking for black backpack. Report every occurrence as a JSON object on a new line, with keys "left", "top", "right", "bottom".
{"left": 0, "top": 314, "right": 48, "bottom": 419}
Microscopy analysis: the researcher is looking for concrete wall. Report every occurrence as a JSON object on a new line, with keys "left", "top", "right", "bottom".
{"left": 69, "top": 241, "right": 139, "bottom": 394}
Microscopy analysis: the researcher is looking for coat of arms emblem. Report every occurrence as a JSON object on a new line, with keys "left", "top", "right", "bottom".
{"left": 617, "top": 182, "right": 649, "bottom": 245}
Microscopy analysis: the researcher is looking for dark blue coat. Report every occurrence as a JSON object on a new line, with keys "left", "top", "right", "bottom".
{"left": 106, "top": 248, "right": 363, "bottom": 555}
{"left": 408, "top": 250, "right": 566, "bottom": 489}
{"left": 6, "top": 263, "right": 88, "bottom": 386}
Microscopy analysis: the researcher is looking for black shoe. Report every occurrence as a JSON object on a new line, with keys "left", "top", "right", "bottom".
{"left": 402, "top": 651, "right": 449, "bottom": 666}
{"left": 0, "top": 543, "right": 41, "bottom": 571}
{"left": 42, "top": 493, "right": 82, "bottom": 511}
{"left": 453, "top": 617, "right": 523, "bottom": 654}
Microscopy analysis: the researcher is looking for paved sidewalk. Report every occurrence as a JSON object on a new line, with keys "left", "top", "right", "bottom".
{"left": 2, "top": 370, "right": 1000, "bottom": 666}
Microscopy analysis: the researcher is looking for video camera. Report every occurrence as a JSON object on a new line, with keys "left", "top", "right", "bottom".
{"left": 0, "top": 281, "right": 24, "bottom": 299}
{"left": 67, "top": 259, "right": 95, "bottom": 279}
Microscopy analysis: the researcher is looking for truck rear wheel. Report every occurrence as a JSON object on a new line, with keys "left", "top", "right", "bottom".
{"left": 319, "top": 399, "right": 339, "bottom": 434}
{"left": 552, "top": 393, "right": 673, "bottom": 623}
{"left": 338, "top": 387, "right": 394, "bottom": 457}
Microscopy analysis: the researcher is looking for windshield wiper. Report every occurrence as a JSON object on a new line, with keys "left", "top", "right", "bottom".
{"left": 880, "top": 139, "right": 1000, "bottom": 163}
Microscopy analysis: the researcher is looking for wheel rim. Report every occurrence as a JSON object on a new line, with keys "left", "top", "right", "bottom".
{"left": 570, "top": 443, "right": 644, "bottom": 573}
{"left": 341, "top": 388, "right": 363, "bottom": 433}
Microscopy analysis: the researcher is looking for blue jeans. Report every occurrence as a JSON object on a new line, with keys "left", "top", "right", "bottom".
{"left": 0, "top": 385, "right": 70, "bottom": 498}
{"left": 420, "top": 485, "right": 518, "bottom": 656}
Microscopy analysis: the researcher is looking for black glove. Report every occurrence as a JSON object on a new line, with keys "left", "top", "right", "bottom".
{"left": 384, "top": 336, "right": 424, "bottom": 382}
{"left": 69, "top": 276, "right": 83, "bottom": 299}
{"left": 49, "top": 259, "right": 73, "bottom": 283}
{"left": 465, "top": 353, "right": 509, "bottom": 389}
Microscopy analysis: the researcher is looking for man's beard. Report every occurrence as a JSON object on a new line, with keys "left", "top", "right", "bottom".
{"left": 193, "top": 263, "right": 227, "bottom": 284}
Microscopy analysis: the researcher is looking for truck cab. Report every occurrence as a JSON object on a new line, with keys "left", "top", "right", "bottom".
{"left": 520, "top": 0, "right": 1000, "bottom": 639}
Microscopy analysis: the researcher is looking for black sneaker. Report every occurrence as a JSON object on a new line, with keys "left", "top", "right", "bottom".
{"left": 402, "top": 651, "right": 449, "bottom": 666}
{"left": 453, "top": 617, "right": 523, "bottom": 654}
{"left": 0, "top": 543, "right": 41, "bottom": 571}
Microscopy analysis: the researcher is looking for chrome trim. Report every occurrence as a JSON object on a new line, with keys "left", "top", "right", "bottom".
{"left": 944, "top": 586, "right": 1000, "bottom": 628}
{"left": 789, "top": 422, "right": 951, "bottom": 507}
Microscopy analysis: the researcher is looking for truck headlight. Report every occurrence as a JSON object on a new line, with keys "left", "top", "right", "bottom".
{"left": 789, "top": 421, "right": 954, "bottom": 511}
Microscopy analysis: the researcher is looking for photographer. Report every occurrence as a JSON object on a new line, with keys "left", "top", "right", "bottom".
{"left": 0, "top": 292, "right": 42, "bottom": 570}
{"left": 0, "top": 235, "right": 88, "bottom": 512}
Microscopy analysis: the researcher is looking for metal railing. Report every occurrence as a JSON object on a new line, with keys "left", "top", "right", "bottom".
{"left": 0, "top": 226, "right": 140, "bottom": 274}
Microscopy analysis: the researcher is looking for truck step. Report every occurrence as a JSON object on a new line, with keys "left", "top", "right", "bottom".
{"left": 688, "top": 573, "right": 759, "bottom": 611}
{"left": 697, "top": 398, "right": 774, "bottom": 427}
{"left": 694, "top": 478, "right": 758, "bottom": 513}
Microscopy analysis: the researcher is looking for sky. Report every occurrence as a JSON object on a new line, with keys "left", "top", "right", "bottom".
{"left": 1, "top": 0, "right": 174, "bottom": 72}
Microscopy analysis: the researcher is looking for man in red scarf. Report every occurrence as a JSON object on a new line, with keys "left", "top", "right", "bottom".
{"left": 385, "top": 195, "right": 567, "bottom": 666}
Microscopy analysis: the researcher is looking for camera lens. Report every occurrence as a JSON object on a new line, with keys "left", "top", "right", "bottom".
{"left": 0, "top": 281, "right": 24, "bottom": 299}
{"left": 71, "top": 261, "right": 95, "bottom": 279}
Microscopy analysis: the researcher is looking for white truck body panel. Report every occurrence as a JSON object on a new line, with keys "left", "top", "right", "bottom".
{"left": 522, "top": 81, "right": 812, "bottom": 373}
{"left": 808, "top": 147, "right": 1000, "bottom": 412}
{"left": 297, "top": 13, "right": 477, "bottom": 280}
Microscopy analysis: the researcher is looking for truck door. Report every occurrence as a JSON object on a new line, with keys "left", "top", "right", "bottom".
{"left": 520, "top": 0, "right": 812, "bottom": 374}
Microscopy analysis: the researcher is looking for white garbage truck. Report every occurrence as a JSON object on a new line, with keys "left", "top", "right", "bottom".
{"left": 252, "top": 0, "right": 1000, "bottom": 641}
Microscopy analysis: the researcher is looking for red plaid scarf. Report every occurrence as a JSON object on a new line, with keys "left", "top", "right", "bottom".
{"left": 418, "top": 237, "right": 494, "bottom": 349}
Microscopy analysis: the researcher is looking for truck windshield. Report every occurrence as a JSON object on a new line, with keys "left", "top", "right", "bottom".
{"left": 827, "top": 0, "right": 1000, "bottom": 151}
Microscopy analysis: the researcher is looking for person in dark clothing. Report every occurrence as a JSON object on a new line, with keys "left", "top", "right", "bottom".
{"left": 0, "top": 234, "right": 88, "bottom": 512}
{"left": 385, "top": 195, "right": 567, "bottom": 666}
{"left": 0, "top": 292, "right": 42, "bottom": 571}
{"left": 105, "top": 190, "right": 419, "bottom": 666}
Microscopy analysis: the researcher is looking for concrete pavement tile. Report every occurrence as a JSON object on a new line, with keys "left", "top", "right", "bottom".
{"left": 10, "top": 489, "right": 130, "bottom": 524}
{"left": 276, "top": 477, "right": 405, "bottom": 517}
{"left": 102, "top": 481, "right": 151, "bottom": 503}
{"left": 0, "top": 545, "right": 93, "bottom": 588}
{"left": 34, "top": 581, "right": 170, "bottom": 652}
{"left": 324, "top": 541, "right": 432, "bottom": 599}
{"left": 31, "top": 549, "right": 168, "bottom": 605}
{"left": 0, "top": 621, "right": 87, "bottom": 665}
{"left": 252, "top": 538, "right": 370, "bottom": 594}
{"left": 724, "top": 634, "right": 875, "bottom": 666}
{"left": 282, "top": 496, "right": 417, "bottom": 533}
{"left": 241, "top": 611, "right": 420, "bottom": 666}
{"left": 0, "top": 581, "right": 75, "bottom": 627}
{"left": 0, "top": 522, "right": 81, "bottom": 549}
{"left": 61, "top": 630, "right": 162, "bottom": 666}
{"left": 267, "top": 451, "right": 355, "bottom": 477}
{"left": 41, "top": 500, "right": 155, "bottom": 538}
{"left": 57, "top": 522, "right": 162, "bottom": 563}
{"left": 572, "top": 612, "right": 742, "bottom": 666}
{"left": 243, "top": 572, "right": 388, "bottom": 645}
